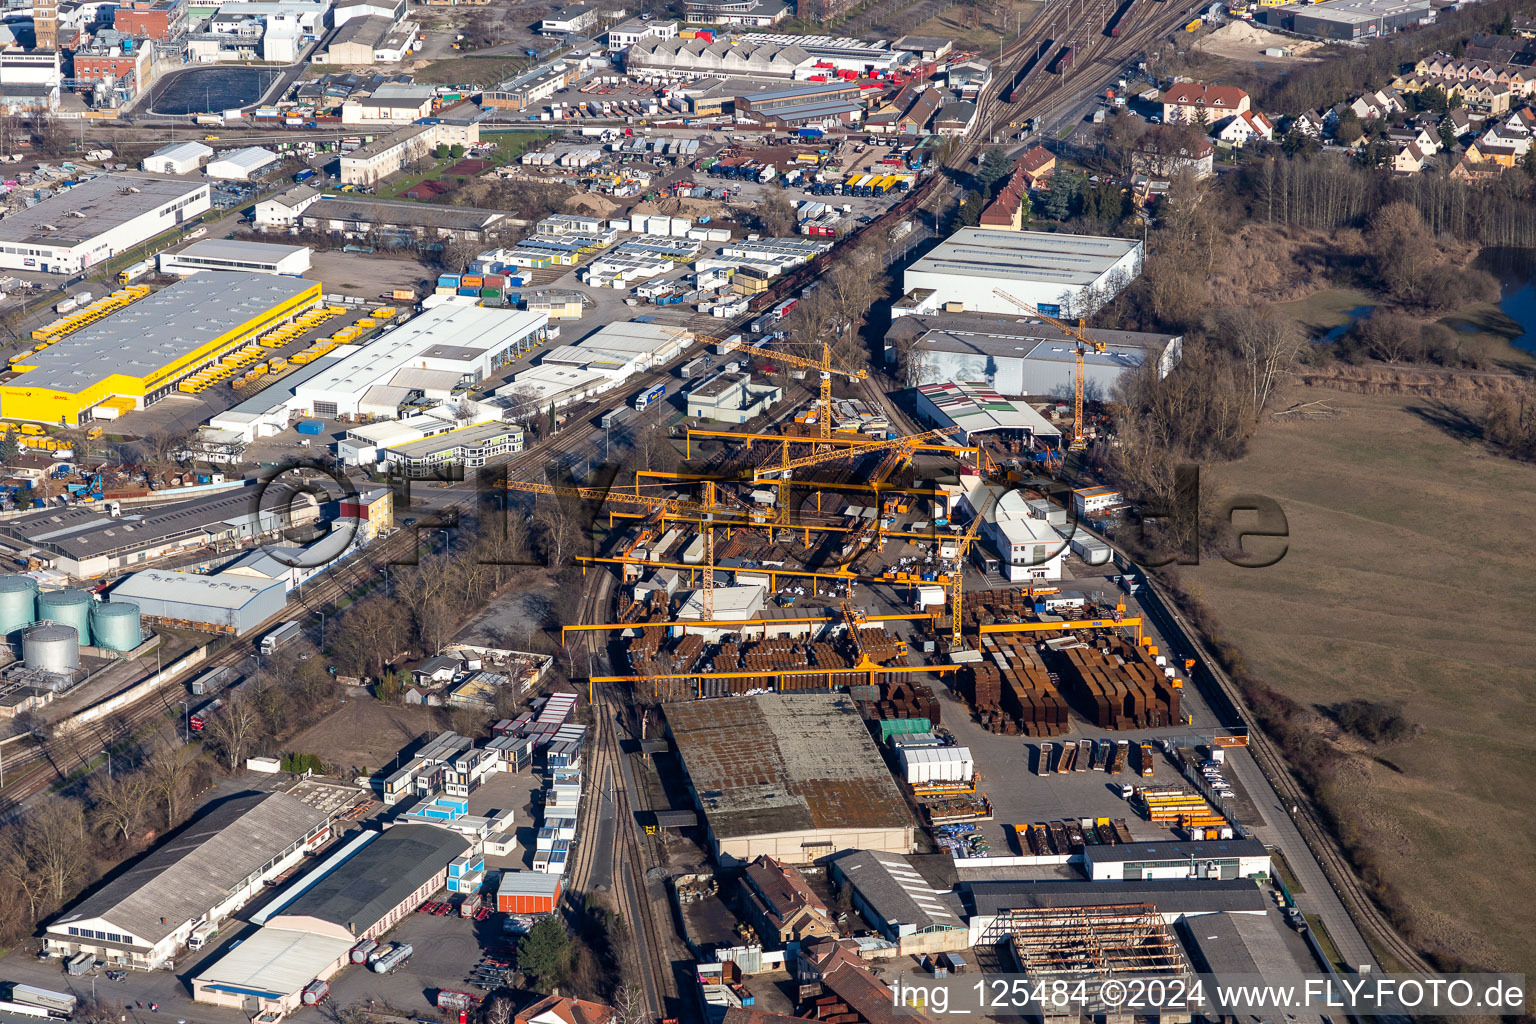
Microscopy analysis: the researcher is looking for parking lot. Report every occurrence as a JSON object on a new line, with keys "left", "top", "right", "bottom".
{"left": 314, "top": 909, "right": 513, "bottom": 1021}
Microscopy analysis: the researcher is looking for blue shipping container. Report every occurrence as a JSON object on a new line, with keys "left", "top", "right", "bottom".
{"left": 296, "top": 420, "right": 324, "bottom": 435}
{"left": 439, "top": 275, "right": 461, "bottom": 287}
{"left": 457, "top": 286, "right": 480, "bottom": 296}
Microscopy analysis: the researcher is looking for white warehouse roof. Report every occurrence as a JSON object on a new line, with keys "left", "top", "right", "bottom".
{"left": 909, "top": 228, "right": 1142, "bottom": 289}
{"left": 208, "top": 147, "right": 279, "bottom": 174}
{"left": 195, "top": 926, "right": 353, "bottom": 1000}
{"left": 295, "top": 303, "right": 548, "bottom": 411}
{"left": 147, "top": 141, "right": 213, "bottom": 165}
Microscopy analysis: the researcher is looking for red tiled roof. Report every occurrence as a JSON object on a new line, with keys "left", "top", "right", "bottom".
{"left": 515, "top": 996, "right": 614, "bottom": 1024}
{"left": 1017, "top": 145, "right": 1054, "bottom": 173}
{"left": 1162, "top": 82, "right": 1249, "bottom": 109}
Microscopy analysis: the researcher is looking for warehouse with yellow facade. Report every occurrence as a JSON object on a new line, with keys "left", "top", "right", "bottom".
{"left": 0, "top": 272, "right": 322, "bottom": 426}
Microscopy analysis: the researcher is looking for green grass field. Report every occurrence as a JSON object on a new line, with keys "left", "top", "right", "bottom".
{"left": 1190, "top": 384, "right": 1536, "bottom": 975}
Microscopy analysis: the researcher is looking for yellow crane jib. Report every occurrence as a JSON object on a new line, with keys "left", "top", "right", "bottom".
{"left": 504, "top": 478, "right": 745, "bottom": 621}
{"left": 989, "top": 288, "right": 1106, "bottom": 452}
{"left": 757, "top": 340, "right": 868, "bottom": 441}
{"left": 951, "top": 489, "right": 997, "bottom": 647}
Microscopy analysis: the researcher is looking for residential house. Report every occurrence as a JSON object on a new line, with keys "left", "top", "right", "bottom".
{"left": 515, "top": 996, "right": 614, "bottom": 1024}
{"left": 740, "top": 856, "right": 839, "bottom": 946}
{"left": 1443, "top": 107, "right": 1477, "bottom": 139}
{"left": 794, "top": 937, "right": 929, "bottom": 1022}
{"left": 414, "top": 655, "right": 461, "bottom": 686}
{"left": 1290, "top": 111, "right": 1324, "bottom": 138}
{"left": 1386, "top": 124, "right": 1437, "bottom": 154}
{"left": 1160, "top": 82, "right": 1251, "bottom": 125}
{"left": 1479, "top": 121, "right": 1530, "bottom": 155}
{"left": 1450, "top": 154, "right": 1506, "bottom": 183}
{"left": 1015, "top": 144, "right": 1055, "bottom": 187}
{"left": 1347, "top": 87, "right": 1406, "bottom": 121}
{"left": 932, "top": 100, "right": 978, "bottom": 137}
{"left": 1391, "top": 141, "right": 1427, "bottom": 173}
{"left": 1465, "top": 137, "right": 1522, "bottom": 168}
{"left": 1216, "top": 109, "right": 1273, "bottom": 147}
{"left": 1462, "top": 81, "right": 1513, "bottom": 113}
{"left": 1131, "top": 127, "right": 1214, "bottom": 179}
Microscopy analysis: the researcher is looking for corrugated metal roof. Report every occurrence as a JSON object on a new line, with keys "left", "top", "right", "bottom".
{"left": 51, "top": 792, "right": 329, "bottom": 945}
{"left": 496, "top": 870, "right": 561, "bottom": 896}
{"left": 194, "top": 926, "right": 353, "bottom": 998}
{"left": 268, "top": 825, "right": 467, "bottom": 937}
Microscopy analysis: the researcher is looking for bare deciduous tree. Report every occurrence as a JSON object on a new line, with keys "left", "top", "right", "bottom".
{"left": 206, "top": 696, "right": 263, "bottom": 772}
{"left": 145, "top": 741, "right": 199, "bottom": 828}
{"left": 89, "top": 771, "right": 152, "bottom": 844}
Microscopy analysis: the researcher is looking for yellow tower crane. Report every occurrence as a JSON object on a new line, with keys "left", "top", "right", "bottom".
{"left": 757, "top": 340, "right": 868, "bottom": 441}
{"left": 950, "top": 490, "right": 997, "bottom": 647}
{"left": 503, "top": 478, "right": 750, "bottom": 621}
{"left": 990, "top": 288, "right": 1105, "bottom": 452}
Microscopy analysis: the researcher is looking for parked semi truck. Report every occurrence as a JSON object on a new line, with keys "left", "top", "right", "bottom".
{"left": 259, "top": 620, "right": 301, "bottom": 655}
{"left": 9, "top": 986, "right": 77, "bottom": 1016}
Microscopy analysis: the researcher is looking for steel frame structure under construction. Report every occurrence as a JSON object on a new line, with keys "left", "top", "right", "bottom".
{"left": 991, "top": 903, "right": 1194, "bottom": 1018}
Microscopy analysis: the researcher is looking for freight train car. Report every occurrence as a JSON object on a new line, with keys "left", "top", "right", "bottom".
{"left": 1007, "top": 38, "right": 1054, "bottom": 103}
{"left": 1049, "top": 45, "right": 1076, "bottom": 73}
{"left": 1105, "top": 0, "right": 1135, "bottom": 36}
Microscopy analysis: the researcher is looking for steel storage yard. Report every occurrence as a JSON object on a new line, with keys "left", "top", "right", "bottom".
{"left": 0, "top": 272, "right": 322, "bottom": 425}
{"left": 664, "top": 693, "right": 917, "bottom": 865}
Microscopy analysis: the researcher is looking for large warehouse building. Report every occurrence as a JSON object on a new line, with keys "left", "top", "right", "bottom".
{"left": 901, "top": 228, "right": 1143, "bottom": 319}
{"left": 1260, "top": 0, "right": 1431, "bottom": 38}
{"left": 886, "top": 311, "right": 1182, "bottom": 399}
{"left": 292, "top": 301, "right": 549, "bottom": 419}
{"left": 193, "top": 825, "right": 468, "bottom": 1017}
{"left": 0, "top": 173, "right": 210, "bottom": 275}
{"left": 45, "top": 791, "right": 336, "bottom": 970}
{"left": 0, "top": 272, "right": 321, "bottom": 426}
{"left": 665, "top": 693, "right": 916, "bottom": 866}
{"left": 0, "top": 483, "right": 319, "bottom": 579}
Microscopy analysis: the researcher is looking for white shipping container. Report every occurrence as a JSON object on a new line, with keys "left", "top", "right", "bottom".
{"left": 915, "top": 585, "right": 946, "bottom": 608}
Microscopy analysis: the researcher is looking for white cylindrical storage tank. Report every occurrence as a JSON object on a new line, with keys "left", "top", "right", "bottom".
{"left": 37, "top": 589, "right": 93, "bottom": 645}
{"left": 24, "top": 623, "right": 80, "bottom": 675}
{"left": 0, "top": 574, "right": 38, "bottom": 637}
{"left": 91, "top": 601, "right": 142, "bottom": 652}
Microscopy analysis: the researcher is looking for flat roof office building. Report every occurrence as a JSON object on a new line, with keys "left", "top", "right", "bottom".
{"left": 0, "top": 173, "right": 210, "bottom": 275}
{"left": 158, "top": 240, "right": 312, "bottom": 277}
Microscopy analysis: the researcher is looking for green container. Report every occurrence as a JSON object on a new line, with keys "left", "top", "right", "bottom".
{"left": 480, "top": 288, "right": 502, "bottom": 299}
{"left": 878, "top": 717, "right": 932, "bottom": 742}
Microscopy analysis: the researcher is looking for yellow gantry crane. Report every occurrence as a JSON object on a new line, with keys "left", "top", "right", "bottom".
{"left": 504, "top": 478, "right": 747, "bottom": 621}
{"left": 990, "top": 288, "right": 1106, "bottom": 452}
{"left": 758, "top": 340, "right": 868, "bottom": 441}
{"left": 750, "top": 427, "right": 957, "bottom": 481}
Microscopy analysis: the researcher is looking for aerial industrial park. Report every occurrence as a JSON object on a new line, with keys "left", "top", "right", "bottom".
{"left": 0, "top": 0, "right": 1531, "bottom": 1018}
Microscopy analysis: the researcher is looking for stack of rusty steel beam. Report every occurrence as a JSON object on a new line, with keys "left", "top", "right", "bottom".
{"left": 965, "top": 634, "right": 1069, "bottom": 735}
{"left": 1054, "top": 639, "right": 1180, "bottom": 729}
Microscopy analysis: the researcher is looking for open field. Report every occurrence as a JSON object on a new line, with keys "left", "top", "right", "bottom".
{"left": 285, "top": 694, "right": 443, "bottom": 775}
{"left": 1189, "top": 385, "right": 1536, "bottom": 975}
